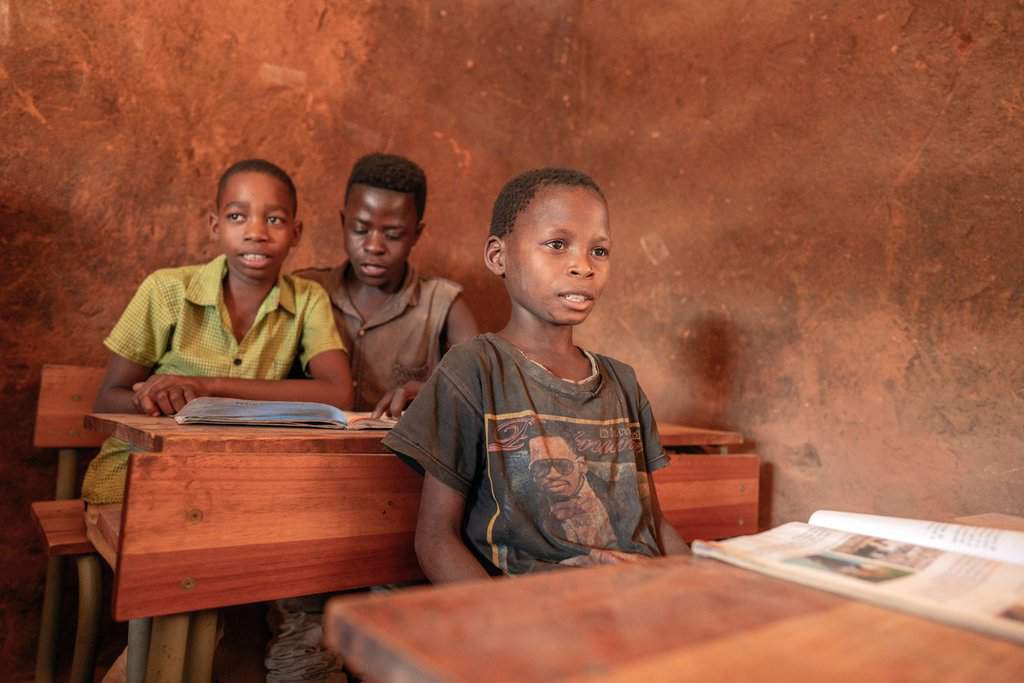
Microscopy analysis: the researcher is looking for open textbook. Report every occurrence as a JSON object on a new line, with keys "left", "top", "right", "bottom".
{"left": 173, "top": 397, "right": 398, "bottom": 430}
{"left": 693, "top": 510, "right": 1024, "bottom": 644}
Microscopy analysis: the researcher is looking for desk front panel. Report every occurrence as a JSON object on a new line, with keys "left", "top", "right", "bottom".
{"left": 113, "top": 450, "right": 423, "bottom": 620}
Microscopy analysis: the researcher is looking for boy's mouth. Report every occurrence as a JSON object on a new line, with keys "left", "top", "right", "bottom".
{"left": 358, "top": 263, "right": 388, "bottom": 278}
{"left": 240, "top": 253, "right": 272, "bottom": 267}
{"left": 559, "top": 292, "right": 593, "bottom": 304}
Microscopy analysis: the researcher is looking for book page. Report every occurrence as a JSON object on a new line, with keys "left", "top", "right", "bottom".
{"left": 343, "top": 412, "right": 398, "bottom": 430}
{"left": 694, "top": 523, "right": 1024, "bottom": 644}
{"left": 808, "top": 510, "right": 1024, "bottom": 566}
{"left": 174, "top": 397, "right": 348, "bottom": 428}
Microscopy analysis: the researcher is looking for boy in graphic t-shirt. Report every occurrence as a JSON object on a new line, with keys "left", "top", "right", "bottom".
{"left": 383, "top": 168, "right": 690, "bottom": 580}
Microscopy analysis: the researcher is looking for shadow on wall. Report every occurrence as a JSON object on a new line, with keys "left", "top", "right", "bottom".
{"left": 680, "top": 311, "right": 736, "bottom": 430}
{"left": 678, "top": 311, "right": 774, "bottom": 528}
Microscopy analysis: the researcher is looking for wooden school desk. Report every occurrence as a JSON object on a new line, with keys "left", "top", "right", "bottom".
{"left": 324, "top": 555, "right": 1024, "bottom": 683}
{"left": 84, "top": 413, "right": 745, "bottom": 682}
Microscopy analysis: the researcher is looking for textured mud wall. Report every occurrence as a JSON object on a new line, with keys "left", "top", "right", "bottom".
{"left": 0, "top": 1, "right": 574, "bottom": 677}
{"left": 572, "top": 0, "right": 1024, "bottom": 525}
{"left": 2, "top": 0, "right": 1023, "bottom": 678}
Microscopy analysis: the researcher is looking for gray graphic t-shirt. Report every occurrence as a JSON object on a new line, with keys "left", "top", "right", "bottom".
{"left": 383, "top": 333, "right": 669, "bottom": 574}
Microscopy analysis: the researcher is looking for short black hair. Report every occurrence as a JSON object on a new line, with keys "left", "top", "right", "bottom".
{"left": 489, "top": 168, "right": 605, "bottom": 237}
{"left": 216, "top": 158, "right": 298, "bottom": 214}
{"left": 345, "top": 153, "right": 427, "bottom": 220}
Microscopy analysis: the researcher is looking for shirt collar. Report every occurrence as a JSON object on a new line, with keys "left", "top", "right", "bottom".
{"left": 185, "top": 254, "right": 295, "bottom": 314}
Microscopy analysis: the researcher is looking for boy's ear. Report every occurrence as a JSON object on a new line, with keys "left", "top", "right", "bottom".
{"left": 339, "top": 210, "right": 346, "bottom": 229}
{"left": 291, "top": 218, "right": 303, "bottom": 246}
{"left": 413, "top": 220, "right": 426, "bottom": 244}
{"left": 208, "top": 210, "right": 220, "bottom": 239}
{"left": 484, "top": 235, "right": 507, "bottom": 278}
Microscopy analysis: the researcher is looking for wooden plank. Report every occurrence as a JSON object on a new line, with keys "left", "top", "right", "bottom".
{"left": 34, "top": 364, "right": 106, "bottom": 448}
{"left": 113, "top": 450, "right": 423, "bottom": 620}
{"left": 657, "top": 455, "right": 759, "bottom": 540}
{"left": 30, "top": 500, "right": 94, "bottom": 556}
{"left": 658, "top": 422, "right": 743, "bottom": 448}
{"left": 324, "top": 557, "right": 1024, "bottom": 683}
{"left": 85, "top": 414, "right": 392, "bottom": 454}
{"left": 115, "top": 534, "right": 423, "bottom": 621}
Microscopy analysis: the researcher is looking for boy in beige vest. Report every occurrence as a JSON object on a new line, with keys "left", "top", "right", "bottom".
{"left": 296, "top": 153, "right": 477, "bottom": 417}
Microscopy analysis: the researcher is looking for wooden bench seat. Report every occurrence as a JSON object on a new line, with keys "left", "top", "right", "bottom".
{"left": 31, "top": 500, "right": 93, "bottom": 556}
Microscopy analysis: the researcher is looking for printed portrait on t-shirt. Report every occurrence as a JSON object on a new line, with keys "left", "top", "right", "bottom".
{"left": 482, "top": 413, "right": 656, "bottom": 573}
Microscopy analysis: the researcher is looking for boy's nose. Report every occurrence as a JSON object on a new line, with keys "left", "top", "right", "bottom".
{"left": 569, "top": 262, "right": 595, "bottom": 278}
{"left": 244, "top": 219, "right": 269, "bottom": 240}
{"left": 363, "top": 231, "right": 386, "bottom": 254}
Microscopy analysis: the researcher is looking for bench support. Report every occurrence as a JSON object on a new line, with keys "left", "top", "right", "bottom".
{"left": 34, "top": 556, "right": 64, "bottom": 683}
{"left": 69, "top": 555, "right": 102, "bottom": 683}
{"left": 34, "top": 447, "right": 80, "bottom": 683}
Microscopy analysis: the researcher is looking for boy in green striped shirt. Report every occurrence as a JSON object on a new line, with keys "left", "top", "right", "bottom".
{"left": 82, "top": 159, "right": 353, "bottom": 507}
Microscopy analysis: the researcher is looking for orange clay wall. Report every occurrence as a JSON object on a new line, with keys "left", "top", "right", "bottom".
{"left": 2, "top": 1, "right": 1022, "bottom": 677}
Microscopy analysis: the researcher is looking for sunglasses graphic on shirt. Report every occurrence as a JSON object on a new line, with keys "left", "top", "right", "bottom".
{"left": 529, "top": 458, "right": 579, "bottom": 478}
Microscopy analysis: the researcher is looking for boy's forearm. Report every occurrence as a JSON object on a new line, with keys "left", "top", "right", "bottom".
{"left": 204, "top": 377, "right": 354, "bottom": 410}
{"left": 415, "top": 530, "right": 492, "bottom": 584}
{"left": 94, "top": 387, "right": 141, "bottom": 413}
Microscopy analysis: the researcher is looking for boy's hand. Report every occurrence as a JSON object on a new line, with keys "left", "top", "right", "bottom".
{"left": 560, "top": 549, "right": 648, "bottom": 567}
{"left": 131, "top": 375, "right": 210, "bottom": 416}
{"left": 371, "top": 381, "right": 424, "bottom": 419}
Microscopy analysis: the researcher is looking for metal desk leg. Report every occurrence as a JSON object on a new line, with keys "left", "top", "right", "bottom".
{"left": 183, "top": 610, "right": 218, "bottom": 683}
{"left": 127, "top": 617, "right": 153, "bottom": 683}
{"left": 145, "top": 613, "right": 190, "bottom": 683}
{"left": 69, "top": 555, "right": 102, "bottom": 683}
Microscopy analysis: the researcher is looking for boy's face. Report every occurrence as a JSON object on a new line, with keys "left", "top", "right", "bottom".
{"left": 210, "top": 171, "right": 301, "bottom": 284}
{"left": 486, "top": 186, "right": 610, "bottom": 328}
{"left": 341, "top": 184, "right": 423, "bottom": 291}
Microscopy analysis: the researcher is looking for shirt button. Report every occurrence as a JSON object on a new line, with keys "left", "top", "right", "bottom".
{"left": 233, "top": 358, "right": 242, "bottom": 366}
{"left": 357, "top": 329, "right": 366, "bottom": 337}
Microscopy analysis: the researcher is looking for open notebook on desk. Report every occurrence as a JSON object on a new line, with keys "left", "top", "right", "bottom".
{"left": 173, "top": 397, "right": 398, "bottom": 430}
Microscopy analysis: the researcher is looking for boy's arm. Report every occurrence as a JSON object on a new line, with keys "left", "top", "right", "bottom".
{"left": 443, "top": 296, "right": 479, "bottom": 349}
{"left": 371, "top": 296, "right": 478, "bottom": 418}
{"left": 94, "top": 353, "right": 155, "bottom": 413}
{"left": 651, "top": 469, "right": 692, "bottom": 556}
{"left": 131, "top": 349, "right": 354, "bottom": 416}
{"left": 414, "top": 473, "right": 492, "bottom": 583}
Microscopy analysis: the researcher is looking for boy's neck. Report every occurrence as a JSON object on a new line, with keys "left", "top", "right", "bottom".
{"left": 222, "top": 269, "right": 278, "bottom": 342}
{"left": 344, "top": 262, "right": 408, "bottom": 321}
{"left": 497, "top": 321, "right": 591, "bottom": 382}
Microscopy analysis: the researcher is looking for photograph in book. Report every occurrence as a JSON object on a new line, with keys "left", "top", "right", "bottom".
{"left": 692, "top": 511, "right": 1024, "bottom": 644}
{"left": 785, "top": 551, "right": 915, "bottom": 583}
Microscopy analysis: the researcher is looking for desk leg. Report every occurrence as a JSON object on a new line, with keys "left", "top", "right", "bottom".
{"left": 69, "top": 555, "right": 102, "bottom": 683}
{"left": 145, "top": 613, "right": 190, "bottom": 683}
{"left": 127, "top": 618, "right": 153, "bottom": 683}
{"left": 183, "top": 609, "right": 218, "bottom": 683}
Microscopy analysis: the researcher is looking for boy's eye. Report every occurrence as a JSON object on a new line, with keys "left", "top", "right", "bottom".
{"left": 544, "top": 240, "right": 566, "bottom": 250}
{"left": 267, "top": 216, "right": 284, "bottom": 225}
{"left": 227, "top": 212, "right": 244, "bottom": 222}
{"left": 592, "top": 246, "right": 609, "bottom": 258}
{"left": 385, "top": 232, "right": 403, "bottom": 241}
